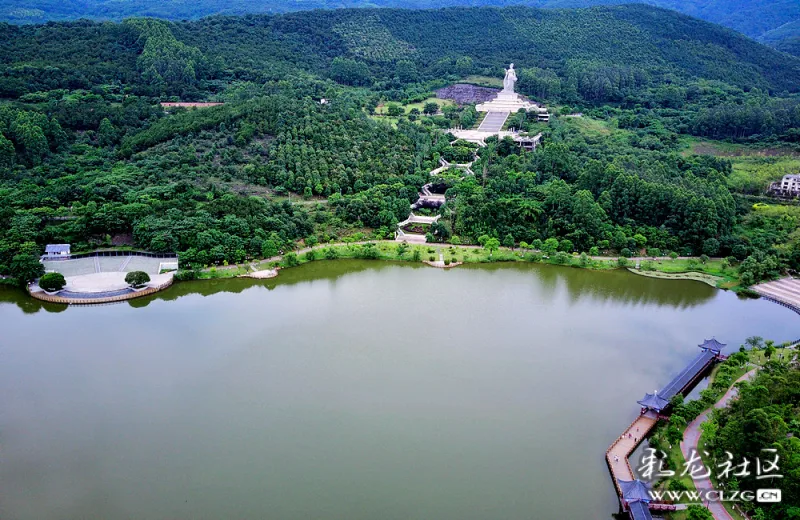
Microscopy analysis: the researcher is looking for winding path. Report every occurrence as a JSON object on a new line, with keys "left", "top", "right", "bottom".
{"left": 680, "top": 369, "right": 757, "bottom": 520}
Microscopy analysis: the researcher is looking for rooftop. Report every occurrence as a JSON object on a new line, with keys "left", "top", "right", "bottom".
{"left": 619, "top": 479, "right": 652, "bottom": 503}
{"left": 637, "top": 392, "right": 670, "bottom": 412}
{"left": 45, "top": 244, "right": 71, "bottom": 253}
{"left": 698, "top": 338, "right": 726, "bottom": 352}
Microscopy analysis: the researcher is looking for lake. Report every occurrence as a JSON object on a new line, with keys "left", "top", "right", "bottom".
{"left": 1, "top": 261, "right": 796, "bottom": 520}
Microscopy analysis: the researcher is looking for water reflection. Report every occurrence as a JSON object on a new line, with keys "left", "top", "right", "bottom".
{"left": 0, "top": 259, "right": 796, "bottom": 520}
{"left": 461, "top": 262, "right": 716, "bottom": 308}
{"left": 0, "top": 261, "right": 716, "bottom": 314}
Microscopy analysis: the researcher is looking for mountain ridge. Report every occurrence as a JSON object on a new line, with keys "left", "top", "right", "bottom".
{"left": 1, "top": 0, "right": 798, "bottom": 55}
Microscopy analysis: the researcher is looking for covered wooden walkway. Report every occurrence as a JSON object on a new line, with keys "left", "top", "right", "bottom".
{"left": 606, "top": 339, "right": 726, "bottom": 519}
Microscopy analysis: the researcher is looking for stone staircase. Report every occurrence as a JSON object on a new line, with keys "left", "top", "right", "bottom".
{"left": 395, "top": 158, "right": 476, "bottom": 243}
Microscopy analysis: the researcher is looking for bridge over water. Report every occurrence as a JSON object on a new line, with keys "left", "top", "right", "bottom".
{"left": 606, "top": 339, "right": 727, "bottom": 520}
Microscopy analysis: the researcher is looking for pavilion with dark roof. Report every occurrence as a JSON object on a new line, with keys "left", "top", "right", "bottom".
{"left": 619, "top": 480, "right": 653, "bottom": 520}
{"left": 637, "top": 392, "right": 669, "bottom": 413}
{"left": 637, "top": 338, "right": 726, "bottom": 414}
{"left": 698, "top": 338, "right": 726, "bottom": 353}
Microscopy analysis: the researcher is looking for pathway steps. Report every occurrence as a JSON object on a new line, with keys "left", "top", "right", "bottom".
{"left": 753, "top": 277, "right": 800, "bottom": 312}
{"left": 477, "top": 111, "right": 509, "bottom": 133}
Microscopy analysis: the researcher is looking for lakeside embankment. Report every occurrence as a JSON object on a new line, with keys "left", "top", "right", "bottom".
{"left": 189, "top": 240, "right": 741, "bottom": 290}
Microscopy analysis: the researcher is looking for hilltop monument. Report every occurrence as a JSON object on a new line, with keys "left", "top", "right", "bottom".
{"left": 476, "top": 63, "right": 541, "bottom": 113}
{"left": 503, "top": 63, "right": 517, "bottom": 94}
{"left": 448, "top": 63, "right": 548, "bottom": 146}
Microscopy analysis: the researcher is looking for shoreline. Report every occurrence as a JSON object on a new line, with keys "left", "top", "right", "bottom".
{"left": 195, "top": 240, "right": 740, "bottom": 288}
{"left": 23, "top": 241, "right": 772, "bottom": 308}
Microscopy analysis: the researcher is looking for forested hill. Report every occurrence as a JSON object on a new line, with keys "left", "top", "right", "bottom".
{"left": 2, "top": 0, "right": 799, "bottom": 56}
{"left": 2, "top": 5, "right": 799, "bottom": 100}
{"left": 2, "top": 4, "right": 800, "bottom": 293}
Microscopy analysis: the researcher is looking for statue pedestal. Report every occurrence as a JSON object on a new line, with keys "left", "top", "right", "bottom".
{"left": 476, "top": 91, "right": 545, "bottom": 113}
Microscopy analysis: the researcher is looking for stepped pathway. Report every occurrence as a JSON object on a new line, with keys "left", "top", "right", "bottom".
{"left": 477, "top": 111, "right": 509, "bottom": 132}
{"left": 753, "top": 277, "right": 800, "bottom": 314}
{"left": 395, "top": 158, "right": 475, "bottom": 243}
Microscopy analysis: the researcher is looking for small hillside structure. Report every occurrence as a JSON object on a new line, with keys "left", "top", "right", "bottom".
{"left": 44, "top": 244, "right": 71, "bottom": 259}
{"left": 769, "top": 174, "right": 800, "bottom": 198}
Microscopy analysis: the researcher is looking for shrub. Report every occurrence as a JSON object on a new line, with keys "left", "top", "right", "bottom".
{"left": 304, "top": 250, "right": 316, "bottom": 261}
{"left": 444, "top": 258, "right": 451, "bottom": 265}
{"left": 283, "top": 252, "right": 299, "bottom": 267}
{"left": 359, "top": 243, "right": 379, "bottom": 259}
{"left": 324, "top": 247, "right": 339, "bottom": 260}
{"left": 174, "top": 270, "right": 198, "bottom": 281}
{"left": 412, "top": 249, "right": 421, "bottom": 261}
{"left": 429, "top": 255, "right": 435, "bottom": 261}
{"left": 617, "top": 257, "right": 629, "bottom": 267}
{"left": 125, "top": 271, "right": 150, "bottom": 288}
{"left": 39, "top": 272, "right": 66, "bottom": 292}
{"left": 554, "top": 251, "right": 570, "bottom": 264}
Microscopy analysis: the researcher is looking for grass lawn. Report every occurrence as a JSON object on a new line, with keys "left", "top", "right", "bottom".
{"left": 562, "top": 115, "right": 614, "bottom": 136}
{"left": 633, "top": 258, "right": 739, "bottom": 288}
{"left": 748, "top": 346, "right": 795, "bottom": 365}
{"left": 473, "top": 111, "right": 487, "bottom": 129}
{"left": 367, "top": 113, "right": 401, "bottom": 128}
{"left": 682, "top": 136, "right": 800, "bottom": 159}
{"left": 727, "top": 156, "right": 800, "bottom": 194}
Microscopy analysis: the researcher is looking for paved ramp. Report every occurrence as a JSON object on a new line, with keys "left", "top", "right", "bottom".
{"left": 753, "top": 277, "right": 800, "bottom": 314}
{"left": 478, "top": 111, "right": 509, "bottom": 132}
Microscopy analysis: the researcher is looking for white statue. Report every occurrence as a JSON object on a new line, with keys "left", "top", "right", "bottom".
{"left": 503, "top": 63, "right": 517, "bottom": 94}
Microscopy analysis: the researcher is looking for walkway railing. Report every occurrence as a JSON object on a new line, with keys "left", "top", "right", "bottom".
{"left": 42, "top": 250, "right": 177, "bottom": 261}
{"left": 756, "top": 294, "right": 800, "bottom": 315}
{"left": 29, "top": 277, "right": 173, "bottom": 306}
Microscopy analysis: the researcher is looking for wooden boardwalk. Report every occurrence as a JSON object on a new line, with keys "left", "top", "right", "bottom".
{"left": 606, "top": 411, "right": 658, "bottom": 493}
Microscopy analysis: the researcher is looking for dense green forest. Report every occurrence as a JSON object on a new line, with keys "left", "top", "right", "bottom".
{"left": 0, "top": 6, "right": 799, "bottom": 295}
{"left": 709, "top": 361, "right": 800, "bottom": 519}
{"left": 2, "top": 0, "right": 799, "bottom": 56}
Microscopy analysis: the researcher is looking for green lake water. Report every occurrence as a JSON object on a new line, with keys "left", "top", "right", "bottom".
{"left": 0, "top": 261, "right": 796, "bottom": 519}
